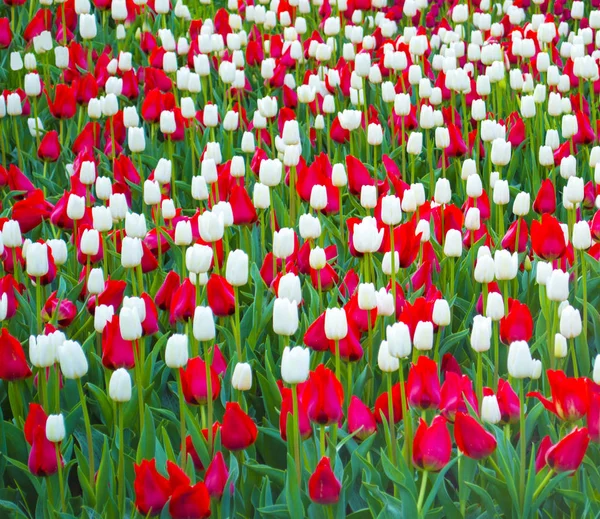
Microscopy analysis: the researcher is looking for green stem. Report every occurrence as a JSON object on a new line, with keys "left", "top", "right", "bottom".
{"left": 117, "top": 404, "right": 125, "bottom": 517}
{"left": 234, "top": 287, "right": 242, "bottom": 361}
{"left": 532, "top": 469, "right": 554, "bottom": 501}
{"left": 56, "top": 443, "right": 66, "bottom": 512}
{"left": 417, "top": 470, "right": 428, "bottom": 514}
{"left": 291, "top": 384, "right": 302, "bottom": 486}
{"left": 77, "top": 379, "right": 95, "bottom": 494}
{"left": 177, "top": 370, "right": 187, "bottom": 472}
{"left": 386, "top": 372, "right": 395, "bottom": 463}
{"left": 399, "top": 361, "right": 411, "bottom": 467}
{"left": 519, "top": 379, "right": 526, "bottom": 512}
{"left": 204, "top": 341, "right": 214, "bottom": 457}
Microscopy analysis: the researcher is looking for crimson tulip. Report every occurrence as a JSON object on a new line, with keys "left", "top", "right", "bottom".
{"left": 499, "top": 299, "right": 534, "bottom": 344}
{"left": 531, "top": 214, "right": 567, "bottom": 260}
{"left": 221, "top": 402, "right": 258, "bottom": 451}
{"left": 528, "top": 370, "right": 589, "bottom": 421}
{"left": 407, "top": 356, "right": 441, "bottom": 410}
{"left": 133, "top": 459, "right": 171, "bottom": 516}
{"left": 179, "top": 357, "right": 220, "bottom": 405}
{"left": 0, "top": 328, "right": 32, "bottom": 381}
{"left": 454, "top": 412, "right": 497, "bottom": 459}
{"left": 204, "top": 452, "right": 230, "bottom": 499}
{"left": 102, "top": 315, "right": 135, "bottom": 370}
{"left": 304, "top": 365, "right": 344, "bottom": 426}
{"left": 374, "top": 382, "right": 404, "bottom": 424}
{"left": 207, "top": 274, "right": 236, "bottom": 317}
{"left": 545, "top": 427, "right": 590, "bottom": 473}
{"left": 308, "top": 457, "right": 341, "bottom": 505}
{"left": 279, "top": 384, "right": 312, "bottom": 441}
{"left": 440, "top": 371, "right": 478, "bottom": 421}
{"left": 413, "top": 415, "right": 452, "bottom": 471}
{"left": 155, "top": 271, "right": 181, "bottom": 311}
{"left": 533, "top": 179, "right": 556, "bottom": 214}
{"left": 348, "top": 396, "right": 377, "bottom": 441}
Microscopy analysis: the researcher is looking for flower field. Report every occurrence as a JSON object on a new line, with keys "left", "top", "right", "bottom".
{"left": 1, "top": 0, "right": 600, "bottom": 517}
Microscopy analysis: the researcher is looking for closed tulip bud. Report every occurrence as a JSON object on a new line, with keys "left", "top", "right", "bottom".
{"left": 531, "top": 360, "right": 542, "bottom": 380}
{"left": 57, "top": 340, "right": 88, "bottom": 379}
{"left": 29, "top": 335, "right": 56, "bottom": 368}
{"left": 199, "top": 211, "right": 224, "bottom": 243}
{"left": 102, "top": 94, "right": 119, "bottom": 117}
{"left": 310, "top": 185, "right": 328, "bottom": 211}
{"left": 353, "top": 217, "right": 384, "bottom": 253}
{"left": 471, "top": 315, "right": 492, "bottom": 352}
{"left": 381, "top": 251, "right": 400, "bottom": 275}
{"left": 2, "top": 220, "right": 22, "bottom": 248}
{"left": 231, "top": 362, "right": 252, "bottom": 391}
{"left": 79, "top": 13, "right": 97, "bottom": 39}
{"left": 191, "top": 306, "right": 215, "bottom": 342}
{"left": 121, "top": 237, "right": 143, "bottom": 268}
{"left": 279, "top": 346, "right": 311, "bottom": 386}
{"left": 332, "top": 164, "right": 347, "bottom": 187}
{"left": 92, "top": 206, "right": 112, "bottom": 233}
{"left": 259, "top": 159, "right": 283, "bottom": 187}
{"left": 360, "top": 185, "right": 377, "bottom": 209}
{"left": 309, "top": 247, "right": 327, "bottom": 270}
{"left": 273, "top": 298, "right": 299, "bottom": 337}
{"left": 88, "top": 98, "right": 102, "bottom": 119}
{"left": 481, "top": 395, "right": 501, "bottom": 424}
{"left": 381, "top": 195, "right": 402, "bottom": 225}
{"left": 273, "top": 228, "right": 295, "bottom": 259}
{"left": 491, "top": 139, "right": 511, "bottom": 167}
{"left": 414, "top": 321, "right": 434, "bottom": 351}
{"left": 159, "top": 110, "right": 176, "bottom": 135}
{"left": 434, "top": 178, "right": 452, "bottom": 205}
{"left": 432, "top": 299, "right": 451, "bottom": 327}
{"left": 191, "top": 176, "right": 209, "bottom": 201}
{"left": 174, "top": 221, "right": 192, "bottom": 246}
{"left": 241, "top": 132, "right": 255, "bottom": 154}
{"left": 253, "top": 183, "right": 270, "bottom": 209}
{"left": 325, "top": 308, "right": 348, "bottom": 340}
{"left": 109, "top": 368, "right": 132, "bottom": 402}
{"left": 87, "top": 268, "right": 104, "bottom": 295}
{"left": 367, "top": 123, "right": 383, "bottom": 146}
{"left": 226, "top": 250, "right": 248, "bottom": 286}
{"left": 45, "top": 414, "right": 65, "bottom": 443}
{"left": 119, "top": 307, "right": 142, "bottom": 341}
{"left": 26, "top": 243, "right": 49, "bottom": 277}
{"left": 278, "top": 273, "right": 301, "bottom": 304}
{"left": 376, "top": 288, "right": 394, "bottom": 317}
{"left": 560, "top": 305, "right": 582, "bottom": 339}
{"left": 536, "top": 261, "right": 552, "bottom": 286}
{"left": 513, "top": 192, "right": 530, "bottom": 216}
{"left": 407, "top": 132, "right": 423, "bottom": 155}
{"left": 386, "top": 322, "right": 410, "bottom": 361}
{"left": 80, "top": 229, "right": 99, "bottom": 256}
{"left": 547, "top": 269, "right": 569, "bottom": 302}
{"left": 465, "top": 208, "right": 481, "bottom": 231}
{"left": 493, "top": 179, "right": 510, "bottom": 205}
{"left": 572, "top": 221, "right": 591, "bottom": 250}
{"left": 6, "top": 93, "right": 22, "bottom": 116}
{"left": 435, "top": 127, "right": 450, "bottom": 148}
{"left": 24, "top": 73, "right": 41, "bottom": 97}
{"left": 357, "top": 283, "right": 377, "bottom": 311}
{"left": 47, "top": 239, "right": 67, "bottom": 266}
{"left": 282, "top": 120, "right": 300, "bottom": 145}
{"left": 378, "top": 341, "right": 400, "bottom": 372}
{"left": 185, "top": 244, "right": 212, "bottom": 274}
{"left": 444, "top": 229, "right": 462, "bottom": 258}
{"left": 67, "top": 194, "right": 85, "bottom": 220}
{"left": 554, "top": 333, "right": 568, "bottom": 358}
{"left": 474, "top": 255, "right": 495, "bottom": 284}
{"left": 299, "top": 214, "right": 321, "bottom": 240}
{"left": 507, "top": 341, "right": 534, "bottom": 379}
{"left": 466, "top": 174, "right": 483, "bottom": 198}
{"left": 165, "top": 334, "right": 188, "bottom": 369}
{"left": 485, "top": 292, "right": 504, "bottom": 321}
{"left": 128, "top": 127, "right": 146, "bottom": 153}
{"left": 94, "top": 305, "right": 114, "bottom": 333}
{"left": 494, "top": 250, "right": 518, "bottom": 281}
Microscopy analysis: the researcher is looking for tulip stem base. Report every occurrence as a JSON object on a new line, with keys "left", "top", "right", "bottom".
{"left": 386, "top": 372, "right": 395, "bottom": 464}
{"left": 177, "top": 371, "right": 187, "bottom": 473}
{"left": 77, "top": 379, "right": 95, "bottom": 494}
{"left": 519, "top": 379, "right": 526, "bottom": 512}
{"left": 204, "top": 341, "right": 214, "bottom": 458}
{"left": 532, "top": 469, "right": 554, "bottom": 501}
{"left": 417, "top": 470, "right": 428, "bottom": 514}
{"left": 291, "top": 384, "right": 302, "bottom": 486}
{"left": 117, "top": 404, "right": 125, "bottom": 517}
{"left": 55, "top": 443, "right": 66, "bottom": 513}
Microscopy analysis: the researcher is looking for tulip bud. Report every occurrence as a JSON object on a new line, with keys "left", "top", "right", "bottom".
{"left": 310, "top": 185, "right": 328, "bottom": 211}
{"left": 185, "top": 244, "right": 213, "bottom": 274}
{"left": 92, "top": 206, "right": 113, "bottom": 232}
{"left": 2, "top": 220, "right": 22, "bottom": 248}
{"left": 378, "top": 341, "right": 400, "bottom": 372}
{"left": 432, "top": 299, "right": 451, "bottom": 327}
{"left": 45, "top": 414, "right": 66, "bottom": 443}
{"left": 198, "top": 211, "right": 225, "bottom": 243}
{"left": 87, "top": 268, "right": 105, "bottom": 295}
{"left": 331, "top": 164, "right": 347, "bottom": 187}
{"left": 253, "top": 183, "right": 270, "bottom": 209}
{"left": 232, "top": 362, "right": 252, "bottom": 390}
{"left": 434, "top": 178, "right": 452, "bottom": 205}
{"left": 259, "top": 159, "right": 283, "bottom": 187}
{"left": 273, "top": 228, "right": 295, "bottom": 259}
{"left": 193, "top": 306, "right": 215, "bottom": 341}
{"left": 474, "top": 255, "right": 495, "bottom": 284}
{"left": 494, "top": 250, "right": 518, "bottom": 281}
{"left": 273, "top": 298, "right": 299, "bottom": 337}
{"left": 174, "top": 221, "right": 192, "bottom": 247}
{"left": 471, "top": 315, "right": 492, "bottom": 352}
{"left": 546, "top": 269, "right": 569, "bottom": 302}
{"left": 382, "top": 251, "right": 400, "bottom": 276}
{"left": 281, "top": 346, "right": 310, "bottom": 384}
{"left": 358, "top": 283, "right": 377, "bottom": 311}
{"left": 309, "top": 247, "right": 327, "bottom": 270}
{"left": 353, "top": 217, "right": 384, "bottom": 253}
{"left": 109, "top": 368, "right": 132, "bottom": 402}
{"left": 119, "top": 307, "right": 143, "bottom": 341}
{"left": 47, "top": 239, "right": 67, "bottom": 266}
{"left": 143, "top": 180, "right": 161, "bottom": 206}
{"left": 80, "top": 229, "right": 100, "bottom": 256}
{"left": 226, "top": 250, "right": 249, "bottom": 286}
{"left": 26, "top": 243, "right": 49, "bottom": 277}
{"left": 325, "top": 308, "right": 348, "bottom": 340}
{"left": 513, "top": 192, "right": 530, "bottom": 216}
{"left": 554, "top": 333, "right": 568, "bottom": 358}
{"left": 443, "top": 229, "right": 462, "bottom": 258}
{"left": 125, "top": 213, "right": 147, "bottom": 238}
{"left": 413, "top": 321, "right": 434, "bottom": 351}
{"left": 507, "top": 341, "right": 534, "bottom": 379}
{"left": 29, "top": 334, "right": 56, "bottom": 368}
{"left": 572, "top": 221, "right": 591, "bottom": 250}
{"left": 67, "top": 194, "right": 85, "bottom": 221}
{"left": 559, "top": 305, "right": 582, "bottom": 339}
{"left": 481, "top": 395, "right": 501, "bottom": 424}
{"left": 381, "top": 195, "right": 402, "bottom": 226}
{"left": 58, "top": 340, "right": 88, "bottom": 379}
{"left": 94, "top": 305, "right": 114, "bottom": 333}
{"left": 191, "top": 176, "right": 209, "bottom": 201}
{"left": 165, "top": 334, "right": 189, "bottom": 368}
{"left": 299, "top": 214, "right": 321, "bottom": 240}
{"left": 376, "top": 288, "right": 395, "bottom": 317}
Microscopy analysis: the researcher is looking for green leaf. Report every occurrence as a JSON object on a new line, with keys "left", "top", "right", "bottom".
{"left": 420, "top": 457, "right": 458, "bottom": 516}
{"left": 136, "top": 405, "right": 156, "bottom": 463}
{"left": 285, "top": 453, "right": 304, "bottom": 519}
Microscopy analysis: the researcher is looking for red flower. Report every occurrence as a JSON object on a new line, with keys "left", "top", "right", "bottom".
{"left": 407, "top": 356, "right": 441, "bottom": 410}
{"left": 440, "top": 371, "right": 478, "bottom": 421}
{"left": 0, "top": 274, "right": 21, "bottom": 319}
{"left": 0, "top": 18, "right": 11, "bottom": 48}
{"left": 454, "top": 412, "right": 497, "bottom": 459}
{"left": 533, "top": 179, "right": 556, "bottom": 214}
{"left": 28, "top": 423, "right": 59, "bottom": 477}
{"left": 531, "top": 214, "right": 567, "bottom": 260}
{"left": 155, "top": 271, "right": 180, "bottom": 311}
{"left": 37, "top": 131, "right": 61, "bottom": 162}
{"left": 24, "top": 403, "right": 47, "bottom": 445}
{"left": 41, "top": 293, "right": 76, "bottom": 327}
{"left": 12, "top": 189, "right": 53, "bottom": 233}
{"left": 374, "top": 382, "right": 404, "bottom": 424}
{"left": 133, "top": 459, "right": 171, "bottom": 516}
{"left": 499, "top": 299, "right": 534, "bottom": 344}
{"left": 170, "top": 279, "right": 196, "bottom": 323}
{"left": 7, "top": 164, "right": 35, "bottom": 195}
{"left": 527, "top": 370, "right": 589, "bottom": 422}
{"left": 207, "top": 275, "right": 236, "bottom": 317}
{"left": 230, "top": 184, "right": 258, "bottom": 225}
{"left": 179, "top": 357, "right": 220, "bottom": 405}
{"left": 204, "top": 452, "right": 230, "bottom": 499}
{"left": 0, "top": 328, "right": 32, "bottom": 381}
{"left": 348, "top": 396, "right": 377, "bottom": 441}
{"left": 308, "top": 457, "right": 341, "bottom": 505}
{"left": 304, "top": 365, "right": 344, "bottom": 426}
{"left": 588, "top": 392, "right": 600, "bottom": 443}
{"left": 535, "top": 436, "right": 554, "bottom": 473}
{"left": 413, "top": 415, "right": 452, "bottom": 471}
{"left": 221, "top": 402, "right": 258, "bottom": 451}
{"left": 47, "top": 84, "right": 77, "bottom": 119}
{"left": 495, "top": 379, "right": 520, "bottom": 424}
{"left": 545, "top": 427, "right": 590, "bottom": 473}
{"left": 500, "top": 219, "right": 528, "bottom": 254}
{"left": 102, "top": 315, "right": 135, "bottom": 370}
{"left": 279, "top": 384, "right": 312, "bottom": 441}
{"left": 88, "top": 278, "right": 127, "bottom": 313}
{"left": 169, "top": 482, "right": 211, "bottom": 519}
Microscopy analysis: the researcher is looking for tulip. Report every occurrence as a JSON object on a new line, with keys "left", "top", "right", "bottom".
{"left": 348, "top": 396, "right": 377, "bottom": 441}
{"left": 205, "top": 452, "right": 229, "bottom": 500}
{"left": 109, "top": 368, "right": 132, "bottom": 402}
{"left": 545, "top": 427, "right": 590, "bottom": 473}
{"left": 413, "top": 415, "right": 452, "bottom": 471}
{"left": 231, "top": 363, "right": 252, "bottom": 391}
{"left": 221, "top": 402, "right": 258, "bottom": 451}
{"left": 527, "top": 370, "right": 589, "bottom": 422}
{"left": 481, "top": 395, "right": 502, "bottom": 424}
{"left": 408, "top": 356, "right": 441, "bottom": 410}
{"left": 133, "top": 460, "right": 170, "bottom": 516}
{"left": 273, "top": 298, "right": 299, "bottom": 338}
{"left": 308, "top": 457, "right": 341, "bottom": 505}
{"left": 193, "top": 306, "right": 216, "bottom": 342}
{"left": 454, "top": 412, "right": 497, "bottom": 459}
{"left": 281, "top": 346, "right": 310, "bottom": 385}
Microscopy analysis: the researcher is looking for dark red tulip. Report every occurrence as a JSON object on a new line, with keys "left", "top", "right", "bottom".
{"left": 501, "top": 219, "right": 528, "bottom": 254}
{"left": 0, "top": 328, "right": 31, "bottom": 381}
{"left": 169, "top": 481, "right": 211, "bottom": 519}
{"left": 533, "top": 179, "right": 556, "bottom": 214}
{"left": 221, "top": 402, "right": 258, "bottom": 451}
{"left": 102, "top": 315, "right": 135, "bottom": 370}
{"left": 499, "top": 299, "right": 534, "bottom": 344}
{"left": 348, "top": 396, "right": 377, "bottom": 441}
{"left": 230, "top": 184, "right": 257, "bottom": 225}
{"left": 413, "top": 415, "right": 452, "bottom": 471}
{"left": 304, "top": 365, "right": 344, "bottom": 426}
{"left": 12, "top": 189, "right": 53, "bottom": 233}
{"left": 7, "top": 164, "right": 36, "bottom": 195}
{"left": 528, "top": 370, "right": 589, "bottom": 422}
{"left": 133, "top": 459, "right": 171, "bottom": 516}
{"left": 37, "top": 131, "right": 61, "bottom": 162}
{"left": 0, "top": 18, "right": 11, "bottom": 48}
{"left": 179, "top": 357, "right": 220, "bottom": 405}
{"left": 170, "top": 279, "right": 196, "bottom": 324}
{"left": 155, "top": 271, "right": 180, "bottom": 311}
{"left": 454, "top": 412, "right": 497, "bottom": 459}
{"left": 41, "top": 293, "right": 76, "bottom": 327}
{"left": 140, "top": 293, "right": 159, "bottom": 336}
{"left": 47, "top": 84, "right": 77, "bottom": 119}
{"left": 204, "top": 452, "right": 230, "bottom": 499}
{"left": 374, "top": 382, "right": 404, "bottom": 424}
{"left": 545, "top": 427, "right": 590, "bottom": 473}
{"left": 440, "top": 371, "right": 478, "bottom": 421}
{"left": 308, "top": 457, "right": 341, "bottom": 505}
{"left": 531, "top": 214, "right": 567, "bottom": 260}
{"left": 207, "top": 275, "right": 236, "bottom": 317}
{"left": 407, "top": 356, "right": 441, "bottom": 410}
{"left": 24, "top": 403, "right": 47, "bottom": 445}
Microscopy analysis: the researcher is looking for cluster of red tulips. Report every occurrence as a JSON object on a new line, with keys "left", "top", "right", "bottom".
{"left": 1, "top": 0, "right": 600, "bottom": 517}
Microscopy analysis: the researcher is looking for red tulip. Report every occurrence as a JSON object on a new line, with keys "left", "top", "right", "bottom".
{"left": 169, "top": 481, "right": 211, "bottom": 519}
{"left": 499, "top": 299, "right": 534, "bottom": 344}
{"left": 588, "top": 392, "right": 600, "bottom": 443}
{"left": 12, "top": 189, "right": 53, "bottom": 233}
{"left": 221, "top": 402, "right": 258, "bottom": 451}
{"left": 0, "top": 274, "right": 22, "bottom": 319}
{"left": 545, "top": 427, "right": 590, "bottom": 473}
{"left": 133, "top": 459, "right": 171, "bottom": 516}
{"left": 0, "top": 18, "right": 11, "bottom": 48}
{"left": 170, "top": 279, "right": 196, "bottom": 323}
{"left": 527, "top": 370, "right": 589, "bottom": 421}
{"left": 155, "top": 271, "right": 181, "bottom": 311}
{"left": 102, "top": 315, "right": 135, "bottom": 370}
{"left": 535, "top": 436, "right": 554, "bottom": 473}
{"left": 374, "top": 382, "right": 405, "bottom": 424}
{"left": 88, "top": 278, "right": 127, "bottom": 313}
{"left": 440, "top": 371, "right": 478, "bottom": 421}
{"left": 500, "top": 219, "right": 528, "bottom": 253}
{"left": 207, "top": 275, "right": 236, "bottom": 317}
{"left": 531, "top": 214, "right": 567, "bottom": 260}
{"left": 279, "top": 383, "right": 312, "bottom": 441}
{"left": 204, "top": 452, "right": 230, "bottom": 499}
{"left": 37, "top": 131, "right": 61, "bottom": 162}
{"left": 533, "top": 179, "right": 556, "bottom": 214}
{"left": 413, "top": 415, "right": 452, "bottom": 471}
{"left": 407, "top": 356, "right": 441, "bottom": 410}
{"left": 41, "top": 293, "right": 76, "bottom": 327}
{"left": 304, "top": 365, "right": 344, "bottom": 426}
{"left": 7, "top": 164, "right": 36, "bottom": 195}
{"left": 308, "top": 457, "right": 341, "bottom": 505}
{"left": 454, "top": 412, "right": 497, "bottom": 459}
{"left": 348, "top": 396, "right": 377, "bottom": 441}
{"left": 489, "top": 379, "right": 520, "bottom": 424}
{"left": 140, "top": 293, "right": 159, "bottom": 335}
{"left": 230, "top": 184, "right": 258, "bottom": 225}
{"left": 179, "top": 357, "right": 220, "bottom": 405}
{"left": 28, "top": 424, "right": 60, "bottom": 477}
{"left": 24, "top": 403, "right": 47, "bottom": 445}
{"left": 47, "top": 84, "right": 77, "bottom": 119}
{"left": 0, "top": 328, "right": 32, "bottom": 381}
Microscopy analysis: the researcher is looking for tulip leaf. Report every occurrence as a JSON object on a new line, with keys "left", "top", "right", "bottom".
{"left": 95, "top": 436, "right": 113, "bottom": 513}
{"left": 86, "top": 383, "right": 114, "bottom": 429}
{"left": 245, "top": 461, "right": 286, "bottom": 487}
{"left": 420, "top": 457, "right": 458, "bottom": 517}
{"left": 284, "top": 453, "right": 304, "bottom": 519}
